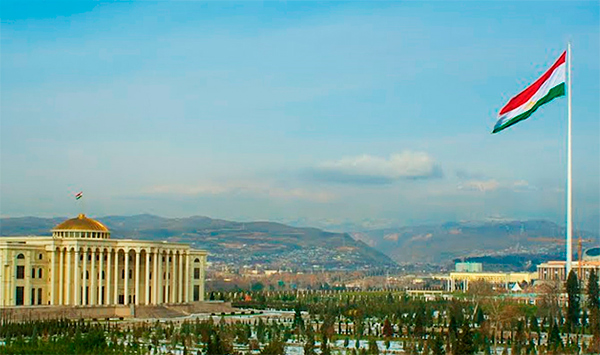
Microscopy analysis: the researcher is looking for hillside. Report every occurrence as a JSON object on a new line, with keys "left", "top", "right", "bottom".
{"left": 353, "top": 220, "right": 599, "bottom": 269}
{"left": 0, "top": 214, "right": 396, "bottom": 271}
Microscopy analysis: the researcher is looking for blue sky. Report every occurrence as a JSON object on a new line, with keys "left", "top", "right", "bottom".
{"left": 1, "top": 1, "right": 598, "bottom": 232}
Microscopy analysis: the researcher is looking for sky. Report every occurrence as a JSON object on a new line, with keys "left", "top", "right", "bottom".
{"left": 1, "top": 1, "right": 599, "bottom": 232}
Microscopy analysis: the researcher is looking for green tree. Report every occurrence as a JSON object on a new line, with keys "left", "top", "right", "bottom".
{"left": 548, "top": 319, "right": 563, "bottom": 353}
{"left": 455, "top": 323, "right": 476, "bottom": 355}
{"left": 367, "top": 338, "right": 379, "bottom": 355}
{"left": 588, "top": 268, "right": 600, "bottom": 352}
{"left": 429, "top": 333, "right": 446, "bottom": 355}
{"left": 303, "top": 324, "right": 316, "bottom": 355}
{"left": 566, "top": 270, "right": 581, "bottom": 330}
{"left": 260, "top": 337, "right": 285, "bottom": 355}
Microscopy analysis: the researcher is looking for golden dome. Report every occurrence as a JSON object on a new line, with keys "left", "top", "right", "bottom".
{"left": 53, "top": 214, "right": 109, "bottom": 232}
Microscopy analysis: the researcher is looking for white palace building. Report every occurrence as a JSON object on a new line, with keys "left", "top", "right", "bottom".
{"left": 0, "top": 214, "right": 207, "bottom": 308}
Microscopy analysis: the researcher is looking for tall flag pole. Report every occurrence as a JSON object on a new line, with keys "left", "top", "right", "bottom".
{"left": 493, "top": 49, "right": 568, "bottom": 272}
{"left": 566, "top": 42, "right": 573, "bottom": 275}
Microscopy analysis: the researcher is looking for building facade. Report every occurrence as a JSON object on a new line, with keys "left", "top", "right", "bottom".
{"left": 0, "top": 214, "right": 207, "bottom": 307}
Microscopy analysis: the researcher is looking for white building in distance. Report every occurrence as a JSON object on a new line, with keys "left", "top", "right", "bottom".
{"left": 0, "top": 214, "right": 207, "bottom": 307}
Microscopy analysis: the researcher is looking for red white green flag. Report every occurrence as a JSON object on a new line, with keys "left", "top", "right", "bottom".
{"left": 493, "top": 51, "right": 566, "bottom": 133}
{"left": 75, "top": 192, "right": 83, "bottom": 200}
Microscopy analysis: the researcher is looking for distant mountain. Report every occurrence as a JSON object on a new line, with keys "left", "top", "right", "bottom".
{"left": 353, "top": 219, "right": 599, "bottom": 269}
{"left": 0, "top": 214, "right": 396, "bottom": 271}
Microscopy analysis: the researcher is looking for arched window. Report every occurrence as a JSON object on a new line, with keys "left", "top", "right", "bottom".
{"left": 194, "top": 258, "right": 200, "bottom": 263}
{"left": 38, "top": 268, "right": 43, "bottom": 278}
{"left": 16, "top": 254, "right": 25, "bottom": 260}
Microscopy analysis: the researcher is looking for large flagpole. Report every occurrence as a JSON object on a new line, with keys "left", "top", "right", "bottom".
{"left": 566, "top": 42, "right": 573, "bottom": 275}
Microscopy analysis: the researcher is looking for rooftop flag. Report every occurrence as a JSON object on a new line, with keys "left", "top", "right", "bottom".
{"left": 75, "top": 192, "right": 83, "bottom": 200}
{"left": 493, "top": 51, "right": 566, "bottom": 133}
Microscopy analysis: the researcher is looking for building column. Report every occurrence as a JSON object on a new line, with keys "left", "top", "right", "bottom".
{"left": 91, "top": 249, "right": 97, "bottom": 305}
{"left": 58, "top": 248, "right": 64, "bottom": 305}
{"left": 135, "top": 249, "right": 140, "bottom": 305}
{"left": 74, "top": 249, "right": 80, "bottom": 305}
{"left": 106, "top": 249, "right": 112, "bottom": 305}
{"left": 157, "top": 251, "right": 163, "bottom": 304}
{"left": 164, "top": 252, "right": 169, "bottom": 303}
{"left": 24, "top": 251, "right": 31, "bottom": 305}
{"left": 185, "top": 252, "right": 191, "bottom": 302}
{"left": 200, "top": 256, "right": 205, "bottom": 301}
{"left": 99, "top": 249, "right": 104, "bottom": 305}
{"left": 124, "top": 249, "right": 130, "bottom": 305}
{"left": 178, "top": 251, "right": 183, "bottom": 303}
{"left": 145, "top": 251, "right": 151, "bottom": 305}
{"left": 152, "top": 249, "right": 159, "bottom": 305}
{"left": 171, "top": 252, "right": 176, "bottom": 303}
{"left": 114, "top": 250, "right": 119, "bottom": 304}
{"left": 63, "top": 249, "right": 68, "bottom": 305}
{"left": 81, "top": 248, "right": 87, "bottom": 305}
{"left": 50, "top": 248, "right": 57, "bottom": 305}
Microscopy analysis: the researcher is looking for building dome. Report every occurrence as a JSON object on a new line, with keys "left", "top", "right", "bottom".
{"left": 584, "top": 247, "right": 600, "bottom": 262}
{"left": 52, "top": 214, "right": 110, "bottom": 239}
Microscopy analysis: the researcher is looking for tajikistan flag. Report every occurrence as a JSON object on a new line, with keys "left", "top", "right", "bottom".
{"left": 493, "top": 51, "right": 566, "bottom": 133}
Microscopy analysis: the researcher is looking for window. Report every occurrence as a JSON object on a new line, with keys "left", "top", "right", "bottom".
{"left": 194, "top": 268, "right": 200, "bottom": 280}
{"left": 129, "top": 269, "right": 132, "bottom": 279}
{"left": 37, "top": 288, "right": 42, "bottom": 305}
{"left": 16, "top": 254, "right": 25, "bottom": 260}
{"left": 38, "top": 254, "right": 43, "bottom": 260}
{"left": 39, "top": 269, "right": 43, "bottom": 278}
{"left": 194, "top": 258, "right": 200, "bottom": 263}
{"left": 15, "top": 287, "right": 24, "bottom": 305}
{"left": 31, "top": 288, "right": 35, "bottom": 305}
{"left": 121, "top": 270, "right": 125, "bottom": 279}
{"left": 31, "top": 268, "right": 36, "bottom": 278}
{"left": 149, "top": 272, "right": 152, "bottom": 280}
{"left": 16, "top": 266, "right": 25, "bottom": 279}
{"left": 193, "top": 285, "right": 200, "bottom": 302}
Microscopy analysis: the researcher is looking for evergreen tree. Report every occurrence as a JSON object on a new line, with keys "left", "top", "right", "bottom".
{"left": 367, "top": 338, "right": 379, "bottom": 355}
{"left": 260, "top": 337, "right": 285, "bottom": 355}
{"left": 548, "top": 319, "right": 563, "bottom": 353}
{"left": 588, "top": 268, "right": 600, "bottom": 352}
{"left": 455, "top": 323, "right": 476, "bottom": 355}
{"left": 429, "top": 332, "right": 445, "bottom": 355}
{"left": 566, "top": 270, "right": 581, "bottom": 330}
{"left": 303, "top": 323, "right": 316, "bottom": 355}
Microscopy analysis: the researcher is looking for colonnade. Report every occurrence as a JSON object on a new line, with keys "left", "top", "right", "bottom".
{"left": 50, "top": 246, "right": 194, "bottom": 306}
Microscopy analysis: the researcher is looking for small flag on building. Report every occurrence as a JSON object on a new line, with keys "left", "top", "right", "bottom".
{"left": 493, "top": 51, "right": 566, "bottom": 133}
{"left": 75, "top": 192, "right": 83, "bottom": 200}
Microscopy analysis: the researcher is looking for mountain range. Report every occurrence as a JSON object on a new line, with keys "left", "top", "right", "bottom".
{"left": 1, "top": 215, "right": 597, "bottom": 271}
{"left": 0, "top": 214, "right": 396, "bottom": 271}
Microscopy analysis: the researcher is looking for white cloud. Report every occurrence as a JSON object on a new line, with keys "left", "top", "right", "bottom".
{"left": 458, "top": 179, "right": 536, "bottom": 192}
{"left": 312, "top": 151, "right": 442, "bottom": 184}
{"left": 458, "top": 179, "right": 501, "bottom": 192}
{"left": 146, "top": 181, "right": 334, "bottom": 203}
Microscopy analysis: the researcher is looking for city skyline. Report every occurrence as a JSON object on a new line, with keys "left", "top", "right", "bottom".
{"left": 1, "top": 1, "right": 598, "bottom": 231}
